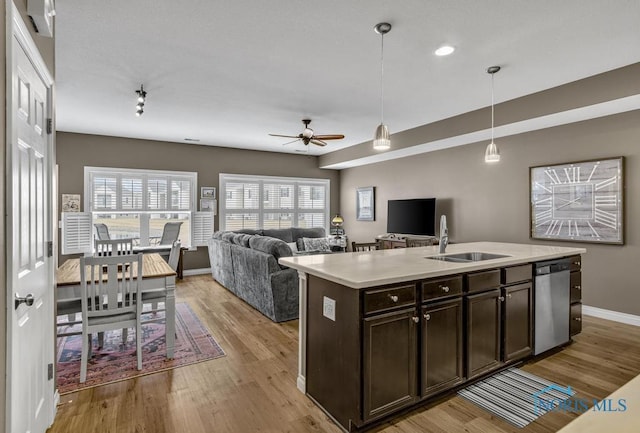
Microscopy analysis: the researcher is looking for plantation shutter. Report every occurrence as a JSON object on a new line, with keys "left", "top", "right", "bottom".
{"left": 61, "top": 212, "right": 92, "bottom": 254}
{"left": 192, "top": 212, "right": 215, "bottom": 246}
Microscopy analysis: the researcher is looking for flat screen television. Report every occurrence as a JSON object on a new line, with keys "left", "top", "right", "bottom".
{"left": 387, "top": 198, "right": 436, "bottom": 236}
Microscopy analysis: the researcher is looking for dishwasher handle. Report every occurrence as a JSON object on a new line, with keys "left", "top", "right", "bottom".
{"left": 535, "top": 258, "right": 571, "bottom": 276}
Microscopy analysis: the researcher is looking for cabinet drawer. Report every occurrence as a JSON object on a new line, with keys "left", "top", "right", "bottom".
{"left": 569, "top": 255, "right": 582, "bottom": 272}
{"left": 364, "top": 284, "right": 416, "bottom": 315}
{"left": 466, "top": 269, "right": 501, "bottom": 293}
{"left": 502, "top": 264, "right": 532, "bottom": 285}
{"left": 570, "top": 303, "right": 582, "bottom": 336}
{"left": 570, "top": 271, "right": 582, "bottom": 303}
{"left": 422, "top": 276, "right": 462, "bottom": 301}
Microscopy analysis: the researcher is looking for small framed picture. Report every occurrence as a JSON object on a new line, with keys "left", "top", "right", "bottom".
{"left": 200, "top": 198, "right": 216, "bottom": 212}
{"left": 356, "top": 186, "right": 375, "bottom": 221}
{"left": 61, "top": 194, "right": 81, "bottom": 212}
{"left": 201, "top": 187, "right": 216, "bottom": 199}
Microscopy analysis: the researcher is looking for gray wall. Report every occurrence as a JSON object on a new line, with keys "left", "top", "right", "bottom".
{"left": 56, "top": 132, "right": 340, "bottom": 269}
{"left": 340, "top": 111, "right": 640, "bottom": 316}
{"left": 1, "top": 1, "right": 55, "bottom": 427}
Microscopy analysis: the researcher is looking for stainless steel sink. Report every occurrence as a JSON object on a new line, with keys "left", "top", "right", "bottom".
{"left": 426, "top": 252, "right": 510, "bottom": 263}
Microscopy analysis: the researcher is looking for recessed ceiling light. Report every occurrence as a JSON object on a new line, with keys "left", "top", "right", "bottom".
{"left": 435, "top": 45, "right": 455, "bottom": 56}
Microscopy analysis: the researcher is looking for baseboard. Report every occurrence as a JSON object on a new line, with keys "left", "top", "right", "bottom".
{"left": 583, "top": 305, "right": 640, "bottom": 327}
{"left": 183, "top": 268, "right": 211, "bottom": 276}
{"left": 297, "top": 375, "right": 306, "bottom": 393}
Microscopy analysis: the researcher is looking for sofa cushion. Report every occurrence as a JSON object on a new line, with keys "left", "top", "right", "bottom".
{"left": 221, "top": 232, "right": 236, "bottom": 243}
{"left": 292, "top": 227, "right": 326, "bottom": 242}
{"left": 262, "top": 228, "right": 294, "bottom": 243}
{"left": 212, "top": 231, "right": 226, "bottom": 240}
{"left": 235, "top": 229, "right": 263, "bottom": 236}
{"left": 287, "top": 242, "right": 298, "bottom": 253}
{"left": 234, "top": 233, "right": 252, "bottom": 247}
{"left": 249, "top": 236, "right": 293, "bottom": 261}
{"left": 302, "top": 237, "right": 331, "bottom": 252}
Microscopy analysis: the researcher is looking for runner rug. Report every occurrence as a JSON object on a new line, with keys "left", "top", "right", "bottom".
{"left": 458, "top": 367, "right": 576, "bottom": 428}
{"left": 56, "top": 302, "right": 225, "bottom": 394}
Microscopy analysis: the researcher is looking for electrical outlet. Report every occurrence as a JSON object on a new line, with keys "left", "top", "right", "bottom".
{"left": 323, "top": 296, "right": 336, "bottom": 321}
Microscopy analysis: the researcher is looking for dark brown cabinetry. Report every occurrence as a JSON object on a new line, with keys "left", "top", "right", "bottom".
{"left": 421, "top": 297, "right": 463, "bottom": 397}
{"left": 569, "top": 255, "right": 583, "bottom": 336}
{"left": 466, "top": 288, "right": 502, "bottom": 379}
{"left": 363, "top": 308, "right": 417, "bottom": 420}
{"left": 502, "top": 283, "right": 533, "bottom": 362}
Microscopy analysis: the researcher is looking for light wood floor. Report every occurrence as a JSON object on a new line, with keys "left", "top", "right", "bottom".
{"left": 49, "top": 275, "right": 640, "bottom": 433}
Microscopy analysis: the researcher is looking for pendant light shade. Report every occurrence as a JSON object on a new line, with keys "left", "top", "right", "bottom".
{"left": 373, "top": 123, "right": 390, "bottom": 150}
{"left": 485, "top": 66, "right": 501, "bottom": 163}
{"left": 373, "top": 22, "right": 391, "bottom": 150}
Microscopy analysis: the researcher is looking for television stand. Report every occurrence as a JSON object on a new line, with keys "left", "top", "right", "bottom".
{"left": 375, "top": 233, "right": 439, "bottom": 249}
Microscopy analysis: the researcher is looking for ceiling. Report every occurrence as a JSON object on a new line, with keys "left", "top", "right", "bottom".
{"left": 55, "top": 0, "right": 640, "bottom": 158}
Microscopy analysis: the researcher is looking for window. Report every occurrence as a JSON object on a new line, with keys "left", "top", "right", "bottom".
{"left": 84, "top": 167, "right": 197, "bottom": 247}
{"left": 219, "top": 174, "right": 330, "bottom": 232}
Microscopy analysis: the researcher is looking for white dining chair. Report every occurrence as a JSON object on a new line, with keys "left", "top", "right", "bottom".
{"left": 95, "top": 238, "right": 134, "bottom": 256}
{"left": 143, "top": 241, "right": 180, "bottom": 333}
{"left": 79, "top": 253, "right": 144, "bottom": 383}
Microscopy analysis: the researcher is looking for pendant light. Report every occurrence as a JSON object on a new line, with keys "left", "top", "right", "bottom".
{"left": 485, "top": 66, "right": 501, "bottom": 163}
{"left": 373, "top": 22, "right": 392, "bottom": 150}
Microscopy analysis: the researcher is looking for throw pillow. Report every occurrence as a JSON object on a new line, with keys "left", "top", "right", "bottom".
{"left": 302, "top": 237, "right": 331, "bottom": 253}
{"left": 287, "top": 242, "right": 298, "bottom": 253}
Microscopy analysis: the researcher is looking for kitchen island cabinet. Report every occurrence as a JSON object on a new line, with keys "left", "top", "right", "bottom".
{"left": 280, "top": 242, "right": 585, "bottom": 432}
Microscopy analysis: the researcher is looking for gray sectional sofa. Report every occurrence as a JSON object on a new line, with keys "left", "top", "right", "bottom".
{"left": 207, "top": 227, "right": 326, "bottom": 322}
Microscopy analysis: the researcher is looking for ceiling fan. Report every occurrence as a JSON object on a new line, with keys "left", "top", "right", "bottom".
{"left": 269, "top": 119, "right": 345, "bottom": 147}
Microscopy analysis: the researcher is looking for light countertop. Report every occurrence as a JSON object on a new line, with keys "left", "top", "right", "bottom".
{"left": 278, "top": 242, "right": 586, "bottom": 289}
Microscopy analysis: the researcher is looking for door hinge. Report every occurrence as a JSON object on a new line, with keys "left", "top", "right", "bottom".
{"left": 47, "top": 241, "right": 53, "bottom": 257}
{"left": 48, "top": 363, "right": 54, "bottom": 381}
{"left": 46, "top": 118, "right": 53, "bottom": 135}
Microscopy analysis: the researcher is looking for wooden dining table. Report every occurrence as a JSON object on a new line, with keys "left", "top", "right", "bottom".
{"left": 56, "top": 253, "right": 177, "bottom": 359}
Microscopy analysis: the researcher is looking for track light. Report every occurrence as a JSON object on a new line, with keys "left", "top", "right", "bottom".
{"left": 135, "top": 85, "right": 146, "bottom": 117}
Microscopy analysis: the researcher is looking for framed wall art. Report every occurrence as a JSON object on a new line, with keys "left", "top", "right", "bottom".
{"left": 530, "top": 156, "right": 624, "bottom": 244}
{"left": 356, "top": 186, "right": 375, "bottom": 221}
{"left": 201, "top": 187, "right": 216, "bottom": 199}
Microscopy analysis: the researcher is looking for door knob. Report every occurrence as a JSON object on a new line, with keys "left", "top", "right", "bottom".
{"left": 15, "top": 293, "right": 34, "bottom": 309}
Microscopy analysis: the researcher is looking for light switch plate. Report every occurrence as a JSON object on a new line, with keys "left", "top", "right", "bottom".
{"left": 323, "top": 296, "right": 336, "bottom": 321}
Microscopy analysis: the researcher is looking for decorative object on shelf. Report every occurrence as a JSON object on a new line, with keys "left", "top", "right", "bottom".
{"left": 485, "top": 66, "right": 501, "bottom": 163}
{"left": 331, "top": 214, "right": 344, "bottom": 237}
{"left": 372, "top": 22, "right": 392, "bottom": 150}
{"left": 530, "top": 156, "right": 624, "bottom": 244}
{"left": 356, "top": 186, "right": 375, "bottom": 221}
{"left": 200, "top": 198, "right": 216, "bottom": 212}
{"left": 61, "top": 194, "right": 81, "bottom": 212}
{"left": 201, "top": 186, "right": 216, "bottom": 199}
{"left": 135, "top": 85, "right": 146, "bottom": 117}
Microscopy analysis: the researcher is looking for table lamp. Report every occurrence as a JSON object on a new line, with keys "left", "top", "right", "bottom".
{"left": 331, "top": 214, "right": 344, "bottom": 238}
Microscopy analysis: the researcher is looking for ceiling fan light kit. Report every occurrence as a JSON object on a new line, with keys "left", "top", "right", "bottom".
{"left": 485, "top": 66, "right": 501, "bottom": 163}
{"left": 135, "top": 84, "right": 146, "bottom": 117}
{"left": 373, "top": 22, "right": 392, "bottom": 151}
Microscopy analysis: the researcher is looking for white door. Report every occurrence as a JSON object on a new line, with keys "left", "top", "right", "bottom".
{"left": 7, "top": 6, "right": 56, "bottom": 433}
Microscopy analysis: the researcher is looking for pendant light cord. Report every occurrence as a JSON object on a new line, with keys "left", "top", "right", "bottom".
{"left": 491, "top": 72, "right": 495, "bottom": 142}
{"left": 380, "top": 32, "right": 385, "bottom": 124}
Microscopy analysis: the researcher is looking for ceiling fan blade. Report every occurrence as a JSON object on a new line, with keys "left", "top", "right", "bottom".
{"left": 282, "top": 138, "right": 301, "bottom": 146}
{"left": 310, "top": 139, "right": 327, "bottom": 147}
{"left": 269, "top": 133, "right": 300, "bottom": 139}
{"left": 313, "top": 134, "right": 345, "bottom": 140}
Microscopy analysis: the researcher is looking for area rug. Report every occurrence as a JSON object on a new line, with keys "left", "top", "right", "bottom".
{"left": 458, "top": 367, "right": 576, "bottom": 428}
{"left": 56, "top": 302, "right": 225, "bottom": 394}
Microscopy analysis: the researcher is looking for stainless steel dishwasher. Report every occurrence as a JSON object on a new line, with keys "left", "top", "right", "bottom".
{"left": 534, "top": 258, "right": 571, "bottom": 355}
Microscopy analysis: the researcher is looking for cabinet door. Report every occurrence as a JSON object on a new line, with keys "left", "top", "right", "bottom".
{"left": 503, "top": 283, "right": 533, "bottom": 362}
{"left": 466, "top": 289, "right": 502, "bottom": 379}
{"left": 363, "top": 308, "right": 417, "bottom": 421}
{"left": 570, "top": 303, "right": 582, "bottom": 336}
{"left": 421, "top": 298, "right": 464, "bottom": 398}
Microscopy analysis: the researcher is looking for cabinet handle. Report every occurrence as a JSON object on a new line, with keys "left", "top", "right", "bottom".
{"left": 389, "top": 295, "right": 399, "bottom": 303}
{"left": 507, "top": 293, "right": 512, "bottom": 299}
{"left": 574, "top": 285, "right": 581, "bottom": 290}
{"left": 573, "top": 261, "right": 581, "bottom": 266}
{"left": 440, "top": 285, "right": 450, "bottom": 293}
{"left": 423, "top": 313, "right": 431, "bottom": 321}
{"left": 574, "top": 317, "right": 582, "bottom": 322}
{"left": 498, "top": 296, "right": 505, "bottom": 302}
{"left": 412, "top": 316, "right": 420, "bottom": 323}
